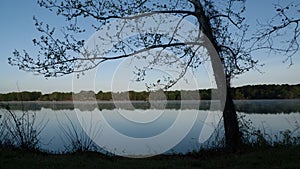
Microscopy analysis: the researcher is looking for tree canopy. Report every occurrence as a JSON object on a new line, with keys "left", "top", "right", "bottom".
{"left": 7, "top": 1, "right": 249, "bottom": 79}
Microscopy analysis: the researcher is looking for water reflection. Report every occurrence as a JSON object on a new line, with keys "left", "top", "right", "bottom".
{"left": 2, "top": 99, "right": 300, "bottom": 114}
{"left": 0, "top": 100, "right": 299, "bottom": 154}
{"left": 234, "top": 100, "right": 300, "bottom": 114}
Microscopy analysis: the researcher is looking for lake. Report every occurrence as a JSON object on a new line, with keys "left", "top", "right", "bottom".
{"left": 1, "top": 100, "right": 300, "bottom": 157}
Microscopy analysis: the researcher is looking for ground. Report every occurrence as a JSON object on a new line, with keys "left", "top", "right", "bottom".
{"left": 0, "top": 146, "right": 300, "bottom": 169}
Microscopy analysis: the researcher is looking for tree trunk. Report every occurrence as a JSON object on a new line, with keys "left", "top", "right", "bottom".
{"left": 223, "top": 85, "right": 241, "bottom": 151}
{"left": 191, "top": 0, "right": 242, "bottom": 151}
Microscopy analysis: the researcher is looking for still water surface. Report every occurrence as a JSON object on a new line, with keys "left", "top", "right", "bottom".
{"left": 1, "top": 100, "right": 299, "bottom": 154}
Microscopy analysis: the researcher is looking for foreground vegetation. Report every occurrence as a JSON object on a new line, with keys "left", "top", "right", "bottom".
{"left": 0, "top": 145, "right": 300, "bottom": 169}
{"left": 1, "top": 84, "right": 300, "bottom": 101}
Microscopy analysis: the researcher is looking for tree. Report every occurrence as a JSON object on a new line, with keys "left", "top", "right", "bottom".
{"left": 8, "top": 0, "right": 299, "bottom": 151}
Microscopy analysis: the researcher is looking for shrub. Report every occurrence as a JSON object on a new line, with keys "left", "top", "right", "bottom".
{"left": 0, "top": 104, "right": 47, "bottom": 150}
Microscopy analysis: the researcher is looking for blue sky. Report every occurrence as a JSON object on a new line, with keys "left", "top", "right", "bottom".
{"left": 0, "top": 0, "right": 299, "bottom": 94}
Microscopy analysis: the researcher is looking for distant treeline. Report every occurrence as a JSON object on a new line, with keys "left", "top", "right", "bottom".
{"left": 0, "top": 84, "right": 299, "bottom": 101}
{"left": 232, "top": 84, "right": 300, "bottom": 99}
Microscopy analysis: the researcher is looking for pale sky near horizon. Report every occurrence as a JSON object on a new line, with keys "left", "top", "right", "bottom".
{"left": 0, "top": 0, "right": 299, "bottom": 94}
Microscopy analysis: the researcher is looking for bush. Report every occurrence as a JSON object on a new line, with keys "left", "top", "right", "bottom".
{"left": 58, "top": 113, "right": 102, "bottom": 153}
{"left": 0, "top": 104, "right": 47, "bottom": 150}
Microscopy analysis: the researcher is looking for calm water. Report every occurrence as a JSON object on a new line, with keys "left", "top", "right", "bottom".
{"left": 1, "top": 100, "right": 300, "bottom": 155}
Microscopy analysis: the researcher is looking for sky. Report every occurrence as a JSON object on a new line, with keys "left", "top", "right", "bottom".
{"left": 0, "top": 0, "right": 299, "bottom": 94}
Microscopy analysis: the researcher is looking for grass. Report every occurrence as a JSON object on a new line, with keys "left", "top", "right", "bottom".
{"left": 0, "top": 146, "right": 300, "bottom": 169}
